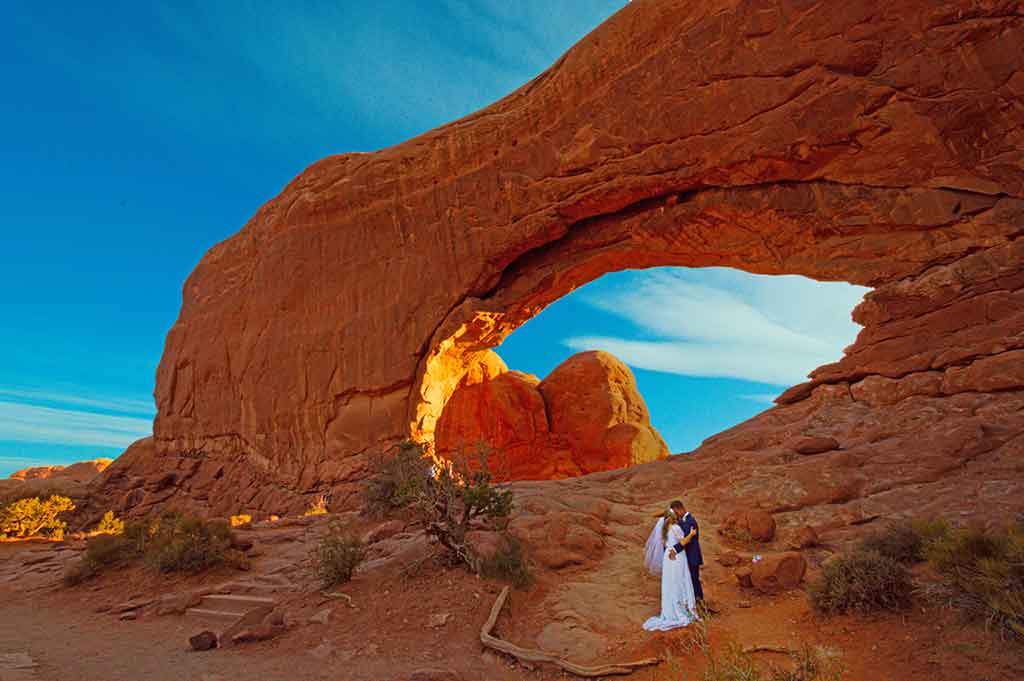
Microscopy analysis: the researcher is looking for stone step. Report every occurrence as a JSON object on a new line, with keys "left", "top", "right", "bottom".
{"left": 200, "top": 594, "right": 277, "bottom": 614}
{"left": 184, "top": 607, "right": 243, "bottom": 622}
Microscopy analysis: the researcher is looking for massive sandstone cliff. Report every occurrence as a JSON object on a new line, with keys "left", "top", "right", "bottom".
{"left": 90, "top": 0, "right": 1023, "bottom": 518}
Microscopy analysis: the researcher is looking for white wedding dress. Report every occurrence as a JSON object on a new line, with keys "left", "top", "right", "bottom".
{"left": 643, "top": 520, "right": 698, "bottom": 631}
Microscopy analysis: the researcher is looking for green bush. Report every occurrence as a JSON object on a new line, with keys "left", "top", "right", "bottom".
{"left": 64, "top": 512, "right": 237, "bottom": 584}
{"left": 363, "top": 441, "right": 431, "bottom": 515}
{"left": 479, "top": 536, "right": 531, "bottom": 589}
{"left": 924, "top": 521, "right": 1024, "bottom": 640}
{"left": 809, "top": 551, "right": 913, "bottom": 615}
{"left": 0, "top": 495, "right": 75, "bottom": 539}
{"left": 145, "top": 514, "right": 234, "bottom": 573}
{"left": 311, "top": 522, "right": 366, "bottom": 589}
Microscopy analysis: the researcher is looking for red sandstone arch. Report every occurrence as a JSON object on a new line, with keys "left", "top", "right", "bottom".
{"left": 122, "top": 0, "right": 1021, "bottom": 515}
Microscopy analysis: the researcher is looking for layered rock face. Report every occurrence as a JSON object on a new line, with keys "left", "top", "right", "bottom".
{"left": 435, "top": 350, "right": 669, "bottom": 481}
{"left": 93, "top": 0, "right": 1024, "bottom": 517}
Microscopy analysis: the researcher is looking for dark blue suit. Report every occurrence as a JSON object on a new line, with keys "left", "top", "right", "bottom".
{"left": 672, "top": 512, "right": 704, "bottom": 601}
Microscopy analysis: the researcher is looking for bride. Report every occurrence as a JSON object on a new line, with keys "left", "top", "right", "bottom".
{"left": 642, "top": 508, "right": 699, "bottom": 631}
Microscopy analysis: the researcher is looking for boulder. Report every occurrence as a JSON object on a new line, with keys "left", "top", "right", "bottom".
{"left": 435, "top": 351, "right": 669, "bottom": 481}
{"left": 721, "top": 510, "right": 776, "bottom": 543}
{"left": 188, "top": 631, "right": 217, "bottom": 651}
{"left": 734, "top": 567, "right": 753, "bottom": 588}
{"left": 751, "top": 553, "right": 807, "bottom": 592}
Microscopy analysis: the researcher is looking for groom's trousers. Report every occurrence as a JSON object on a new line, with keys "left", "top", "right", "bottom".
{"left": 690, "top": 563, "right": 704, "bottom": 601}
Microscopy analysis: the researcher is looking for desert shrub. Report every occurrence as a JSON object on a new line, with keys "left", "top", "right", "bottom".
{"left": 94, "top": 510, "right": 125, "bottom": 535}
{"left": 311, "top": 521, "right": 366, "bottom": 589}
{"left": 809, "top": 551, "right": 913, "bottom": 615}
{"left": 0, "top": 495, "right": 75, "bottom": 539}
{"left": 858, "top": 521, "right": 925, "bottom": 565}
{"left": 924, "top": 521, "right": 1024, "bottom": 640}
{"left": 419, "top": 444, "right": 513, "bottom": 569}
{"left": 230, "top": 514, "right": 252, "bottom": 527}
{"left": 363, "top": 440, "right": 431, "bottom": 515}
{"left": 304, "top": 495, "right": 329, "bottom": 516}
{"left": 145, "top": 514, "right": 234, "bottom": 573}
{"left": 65, "top": 512, "right": 236, "bottom": 584}
{"left": 479, "top": 536, "right": 531, "bottom": 589}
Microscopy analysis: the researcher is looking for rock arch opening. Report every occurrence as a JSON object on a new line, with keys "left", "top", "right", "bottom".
{"left": 416, "top": 261, "right": 870, "bottom": 480}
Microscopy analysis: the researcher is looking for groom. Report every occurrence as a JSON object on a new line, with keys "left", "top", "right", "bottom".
{"left": 668, "top": 499, "right": 703, "bottom": 602}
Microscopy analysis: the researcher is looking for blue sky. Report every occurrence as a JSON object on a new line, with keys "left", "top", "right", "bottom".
{"left": 0, "top": 1, "right": 867, "bottom": 477}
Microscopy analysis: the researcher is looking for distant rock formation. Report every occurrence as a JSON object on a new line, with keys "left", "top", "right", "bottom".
{"left": 90, "top": 0, "right": 1023, "bottom": 519}
{"left": 435, "top": 350, "right": 669, "bottom": 481}
{"left": 1, "top": 458, "right": 112, "bottom": 503}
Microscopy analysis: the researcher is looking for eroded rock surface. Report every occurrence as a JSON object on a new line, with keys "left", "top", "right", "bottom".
{"left": 90, "top": 0, "right": 1023, "bottom": 518}
{"left": 435, "top": 350, "right": 668, "bottom": 481}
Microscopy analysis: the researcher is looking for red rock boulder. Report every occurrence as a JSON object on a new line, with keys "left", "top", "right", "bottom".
{"left": 435, "top": 351, "right": 669, "bottom": 481}
{"left": 721, "top": 510, "right": 776, "bottom": 543}
{"left": 751, "top": 552, "right": 807, "bottom": 592}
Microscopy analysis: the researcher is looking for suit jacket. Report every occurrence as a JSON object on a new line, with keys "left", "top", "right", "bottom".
{"left": 672, "top": 513, "right": 703, "bottom": 566}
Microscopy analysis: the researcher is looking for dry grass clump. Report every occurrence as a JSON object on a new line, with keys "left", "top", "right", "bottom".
{"left": 0, "top": 495, "right": 75, "bottom": 540}
{"left": 93, "top": 510, "right": 124, "bottom": 535}
{"left": 809, "top": 551, "right": 913, "bottom": 615}
{"left": 304, "top": 495, "right": 329, "bottom": 516}
{"left": 310, "top": 521, "right": 365, "bottom": 589}
{"left": 479, "top": 536, "right": 531, "bottom": 590}
{"left": 923, "top": 520, "right": 1024, "bottom": 640}
{"left": 230, "top": 514, "right": 252, "bottom": 527}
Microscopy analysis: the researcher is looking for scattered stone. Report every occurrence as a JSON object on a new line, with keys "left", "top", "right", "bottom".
{"left": 427, "top": 612, "right": 450, "bottom": 628}
{"left": 721, "top": 510, "right": 776, "bottom": 542}
{"left": 751, "top": 552, "right": 807, "bottom": 592}
{"left": 734, "top": 567, "right": 753, "bottom": 588}
{"left": 113, "top": 596, "right": 155, "bottom": 614}
{"left": 737, "top": 600, "right": 752, "bottom": 609}
{"left": 189, "top": 631, "right": 218, "bottom": 651}
{"left": 792, "top": 436, "right": 840, "bottom": 455}
{"left": 156, "top": 591, "right": 204, "bottom": 616}
{"left": 119, "top": 611, "right": 138, "bottom": 621}
{"left": 309, "top": 609, "right": 331, "bottom": 625}
{"left": 230, "top": 623, "right": 280, "bottom": 645}
{"left": 218, "top": 606, "right": 275, "bottom": 648}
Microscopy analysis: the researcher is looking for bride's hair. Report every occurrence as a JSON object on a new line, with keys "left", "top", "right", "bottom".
{"left": 659, "top": 509, "right": 675, "bottom": 546}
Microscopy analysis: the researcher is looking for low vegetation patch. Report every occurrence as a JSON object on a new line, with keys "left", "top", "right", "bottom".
{"left": 64, "top": 512, "right": 238, "bottom": 585}
{"left": 809, "top": 551, "right": 913, "bottom": 615}
{"left": 230, "top": 514, "right": 252, "bottom": 527}
{"left": 691, "top": 620, "right": 844, "bottom": 681}
{"left": 479, "top": 536, "right": 531, "bottom": 590}
{"left": 363, "top": 440, "right": 431, "bottom": 515}
{"left": 859, "top": 518, "right": 949, "bottom": 565}
{"left": 304, "top": 495, "right": 329, "bottom": 516}
{"left": 94, "top": 510, "right": 124, "bottom": 535}
{"left": 311, "top": 521, "right": 366, "bottom": 589}
{"left": 923, "top": 520, "right": 1024, "bottom": 640}
{"left": 0, "top": 495, "right": 75, "bottom": 540}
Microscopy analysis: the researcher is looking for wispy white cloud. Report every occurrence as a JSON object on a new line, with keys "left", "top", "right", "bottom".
{"left": 739, "top": 393, "right": 780, "bottom": 404}
{"left": 564, "top": 269, "right": 868, "bottom": 386}
{"left": 0, "top": 387, "right": 154, "bottom": 416}
{"left": 0, "top": 400, "right": 152, "bottom": 449}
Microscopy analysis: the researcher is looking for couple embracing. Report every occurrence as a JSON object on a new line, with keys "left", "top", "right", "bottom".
{"left": 642, "top": 499, "right": 704, "bottom": 631}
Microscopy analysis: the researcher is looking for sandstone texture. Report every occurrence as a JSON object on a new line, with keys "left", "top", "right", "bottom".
{"left": 435, "top": 350, "right": 669, "bottom": 480}
{"left": 88, "top": 0, "right": 1024, "bottom": 523}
